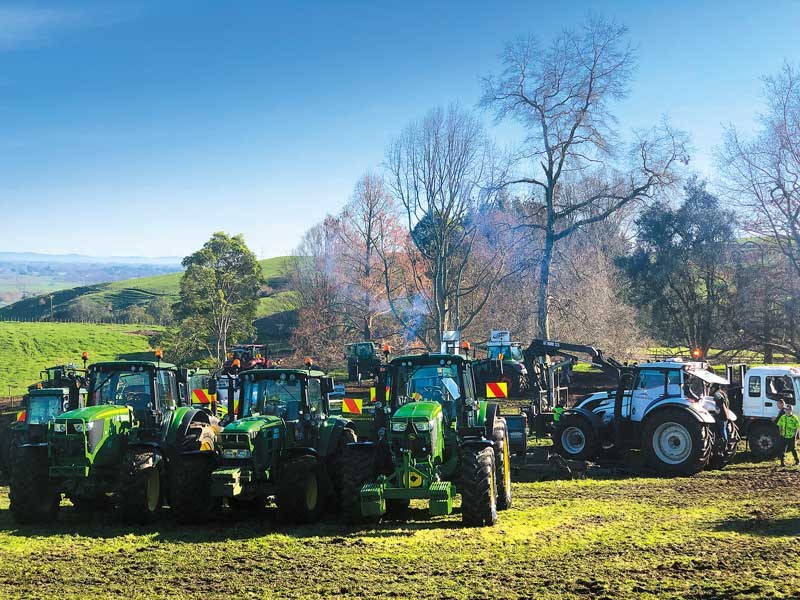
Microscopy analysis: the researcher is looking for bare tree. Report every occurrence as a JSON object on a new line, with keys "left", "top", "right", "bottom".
{"left": 481, "top": 17, "right": 688, "bottom": 337}
{"left": 720, "top": 62, "right": 800, "bottom": 278}
{"left": 385, "top": 104, "right": 515, "bottom": 347}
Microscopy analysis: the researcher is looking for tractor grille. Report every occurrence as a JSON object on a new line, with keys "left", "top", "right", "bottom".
{"left": 222, "top": 433, "right": 249, "bottom": 448}
{"left": 50, "top": 435, "right": 85, "bottom": 458}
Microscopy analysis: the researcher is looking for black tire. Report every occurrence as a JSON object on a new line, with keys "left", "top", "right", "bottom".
{"left": 748, "top": 422, "right": 782, "bottom": 460}
{"left": 117, "top": 449, "right": 163, "bottom": 523}
{"left": 517, "top": 373, "right": 531, "bottom": 396}
{"left": 491, "top": 418, "right": 512, "bottom": 510}
{"left": 277, "top": 455, "right": 324, "bottom": 524}
{"left": 0, "top": 427, "right": 23, "bottom": 477}
{"left": 552, "top": 414, "right": 599, "bottom": 461}
{"left": 641, "top": 408, "right": 712, "bottom": 475}
{"left": 340, "top": 444, "right": 377, "bottom": 522}
{"left": 708, "top": 420, "right": 739, "bottom": 470}
{"left": 9, "top": 445, "right": 60, "bottom": 524}
{"left": 70, "top": 493, "right": 111, "bottom": 515}
{"left": 327, "top": 427, "right": 357, "bottom": 509}
{"left": 459, "top": 445, "right": 498, "bottom": 527}
{"left": 169, "top": 452, "right": 219, "bottom": 523}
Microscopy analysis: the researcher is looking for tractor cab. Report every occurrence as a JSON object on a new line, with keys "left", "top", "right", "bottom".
{"left": 345, "top": 342, "right": 383, "bottom": 382}
{"left": 239, "top": 368, "right": 333, "bottom": 422}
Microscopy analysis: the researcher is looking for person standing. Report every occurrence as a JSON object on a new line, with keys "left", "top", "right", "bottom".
{"left": 776, "top": 404, "right": 800, "bottom": 466}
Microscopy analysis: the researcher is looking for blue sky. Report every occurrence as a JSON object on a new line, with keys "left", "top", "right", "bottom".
{"left": 0, "top": 0, "right": 798, "bottom": 258}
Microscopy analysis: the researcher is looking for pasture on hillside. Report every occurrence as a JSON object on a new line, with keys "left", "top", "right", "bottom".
{"left": 0, "top": 458, "right": 796, "bottom": 600}
{"left": 0, "top": 322, "right": 160, "bottom": 395}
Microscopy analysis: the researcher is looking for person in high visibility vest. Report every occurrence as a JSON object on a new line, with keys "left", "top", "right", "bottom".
{"left": 776, "top": 404, "right": 800, "bottom": 467}
{"left": 553, "top": 402, "right": 564, "bottom": 423}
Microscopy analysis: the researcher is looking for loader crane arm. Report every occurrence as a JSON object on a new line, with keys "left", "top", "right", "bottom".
{"left": 521, "top": 339, "right": 626, "bottom": 380}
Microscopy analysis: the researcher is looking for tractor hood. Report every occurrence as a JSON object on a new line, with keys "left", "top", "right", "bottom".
{"left": 223, "top": 415, "right": 284, "bottom": 435}
{"left": 56, "top": 404, "right": 130, "bottom": 422}
{"left": 393, "top": 401, "right": 442, "bottom": 422}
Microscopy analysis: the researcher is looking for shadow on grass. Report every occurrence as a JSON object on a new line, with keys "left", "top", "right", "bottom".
{"left": 0, "top": 503, "right": 466, "bottom": 543}
{"left": 714, "top": 516, "right": 800, "bottom": 537}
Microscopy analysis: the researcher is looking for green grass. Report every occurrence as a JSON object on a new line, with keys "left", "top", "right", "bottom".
{"left": 0, "top": 459, "right": 796, "bottom": 599}
{"left": 0, "top": 322, "right": 161, "bottom": 395}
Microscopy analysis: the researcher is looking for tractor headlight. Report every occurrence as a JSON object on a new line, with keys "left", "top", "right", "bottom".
{"left": 415, "top": 421, "right": 431, "bottom": 432}
{"left": 223, "top": 448, "right": 251, "bottom": 459}
{"left": 53, "top": 422, "right": 67, "bottom": 433}
{"left": 73, "top": 422, "right": 95, "bottom": 433}
{"left": 391, "top": 421, "right": 407, "bottom": 432}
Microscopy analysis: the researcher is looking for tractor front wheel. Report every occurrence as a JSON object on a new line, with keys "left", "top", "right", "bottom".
{"left": 642, "top": 409, "right": 711, "bottom": 475}
{"left": 491, "top": 418, "right": 512, "bottom": 510}
{"left": 327, "top": 427, "right": 357, "bottom": 510}
{"left": 552, "top": 415, "right": 599, "bottom": 461}
{"left": 117, "top": 449, "right": 162, "bottom": 523}
{"left": 459, "top": 445, "right": 498, "bottom": 527}
{"left": 169, "top": 452, "right": 219, "bottom": 523}
{"left": 340, "top": 444, "right": 377, "bottom": 522}
{"left": 277, "top": 455, "right": 324, "bottom": 524}
{"left": 9, "top": 445, "right": 60, "bottom": 524}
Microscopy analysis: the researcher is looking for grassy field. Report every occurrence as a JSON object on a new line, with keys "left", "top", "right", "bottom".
{"left": 0, "top": 322, "right": 160, "bottom": 395}
{"left": 0, "top": 456, "right": 796, "bottom": 599}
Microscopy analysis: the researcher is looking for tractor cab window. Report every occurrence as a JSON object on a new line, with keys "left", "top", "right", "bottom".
{"left": 488, "top": 345, "right": 523, "bottom": 361}
{"left": 27, "top": 394, "right": 63, "bottom": 424}
{"left": 637, "top": 370, "right": 665, "bottom": 394}
{"left": 156, "top": 370, "right": 177, "bottom": 409}
{"left": 243, "top": 376, "right": 302, "bottom": 420}
{"left": 397, "top": 363, "right": 461, "bottom": 423}
{"left": 354, "top": 344, "right": 374, "bottom": 358}
{"left": 666, "top": 370, "right": 682, "bottom": 396}
{"left": 766, "top": 375, "right": 796, "bottom": 405}
{"left": 307, "top": 378, "right": 324, "bottom": 415}
{"left": 93, "top": 370, "right": 153, "bottom": 414}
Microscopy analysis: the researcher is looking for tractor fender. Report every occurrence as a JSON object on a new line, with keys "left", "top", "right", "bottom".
{"left": 317, "top": 417, "right": 355, "bottom": 457}
{"left": 165, "top": 406, "right": 209, "bottom": 448}
{"left": 562, "top": 407, "right": 604, "bottom": 429}
{"left": 460, "top": 437, "right": 494, "bottom": 451}
{"left": 125, "top": 442, "right": 163, "bottom": 469}
{"left": 643, "top": 401, "right": 716, "bottom": 425}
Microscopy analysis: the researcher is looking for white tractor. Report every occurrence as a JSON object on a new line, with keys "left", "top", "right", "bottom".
{"left": 554, "top": 359, "right": 739, "bottom": 475}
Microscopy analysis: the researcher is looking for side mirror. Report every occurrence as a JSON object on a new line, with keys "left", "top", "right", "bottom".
{"left": 208, "top": 378, "right": 218, "bottom": 395}
{"left": 178, "top": 382, "right": 186, "bottom": 404}
{"left": 323, "top": 377, "right": 335, "bottom": 395}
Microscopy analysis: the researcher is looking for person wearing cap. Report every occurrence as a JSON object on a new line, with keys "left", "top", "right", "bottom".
{"left": 776, "top": 404, "right": 800, "bottom": 466}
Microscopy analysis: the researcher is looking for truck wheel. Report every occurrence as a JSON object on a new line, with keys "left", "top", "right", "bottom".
{"left": 642, "top": 409, "right": 711, "bottom": 475}
{"left": 491, "top": 418, "right": 512, "bottom": 510}
{"left": 708, "top": 421, "right": 739, "bottom": 470}
{"left": 552, "top": 415, "right": 599, "bottom": 461}
{"left": 117, "top": 449, "right": 162, "bottom": 523}
{"left": 169, "top": 452, "right": 219, "bottom": 523}
{"left": 9, "top": 445, "right": 60, "bottom": 524}
{"left": 341, "top": 444, "right": 376, "bottom": 522}
{"left": 748, "top": 422, "right": 781, "bottom": 460}
{"left": 278, "top": 455, "right": 324, "bottom": 524}
{"left": 327, "top": 427, "right": 357, "bottom": 509}
{"left": 460, "top": 445, "right": 498, "bottom": 527}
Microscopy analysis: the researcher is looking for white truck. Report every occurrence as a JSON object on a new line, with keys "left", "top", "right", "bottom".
{"left": 729, "top": 365, "right": 800, "bottom": 459}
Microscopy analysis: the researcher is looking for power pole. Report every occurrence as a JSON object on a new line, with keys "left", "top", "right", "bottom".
{"left": 49, "top": 294, "right": 54, "bottom": 321}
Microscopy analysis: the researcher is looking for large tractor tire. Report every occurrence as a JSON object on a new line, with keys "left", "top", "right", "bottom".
{"left": 459, "top": 445, "right": 498, "bottom": 527}
{"left": 747, "top": 422, "right": 782, "bottom": 460}
{"left": 9, "top": 445, "right": 60, "bottom": 524}
{"left": 117, "top": 449, "right": 163, "bottom": 523}
{"left": 327, "top": 427, "right": 357, "bottom": 509}
{"left": 0, "top": 428, "right": 22, "bottom": 478}
{"left": 169, "top": 452, "right": 219, "bottom": 523}
{"left": 340, "top": 444, "right": 377, "bottom": 522}
{"left": 552, "top": 414, "right": 599, "bottom": 461}
{"left": 491, "top": 418, "right": 512, "bottom": 511}
{"left": 69, "top": 493, "right": 111, "bottom": 515}
{"left": 708, "top": 420, "right": 740, "bottom": 470}
{"left": 277, "top": 455, "right": 324, "bottom": 524}
{"left": 642, "top": 409, "right": 712, "bottom": 476}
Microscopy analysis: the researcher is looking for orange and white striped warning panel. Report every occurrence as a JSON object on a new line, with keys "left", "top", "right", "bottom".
{"left": 485, "top": 382, "right": 508, "bottom": 399}
{"left": 342, "top": 397, "right": 363, "bottom": 414}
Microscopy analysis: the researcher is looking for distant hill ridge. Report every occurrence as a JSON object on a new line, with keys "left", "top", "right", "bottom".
{"left": 0, "top": 251, "right": 183, "bottom": 265}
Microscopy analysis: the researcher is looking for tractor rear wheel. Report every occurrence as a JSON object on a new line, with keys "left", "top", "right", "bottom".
{"left": 169, "top": 452, "right": 219, "bottom": 523}
{"left": 642, "top": 409, "right": 711, "bottom": 475}
{"left": 708, "top": 420, "right": 739, "bottom": 470}
{"left": 327, "top": 427, "right": 357, "bottom": 510}
{"left": 340, "top": 444, "right": 377, "bottom": 522}
{"left": 459, "top": 445, "right": 498, "bottom": 527}
{"left": 9, "top": 445, "right": 59, "bottom": 524}
{"left": 491, "top": 418, "right": 512, "bottom": 510}
{"left": 748, "top": 422, "right": 781, "bottom": 460}
{"left": 117, "top": 449, "right": 162, "bottom": 523}
{"left": 277, "top": 455, "right": 324, "bottom": 524}
{"left": 552, "top": 415, "right": 599, "bottom": 461}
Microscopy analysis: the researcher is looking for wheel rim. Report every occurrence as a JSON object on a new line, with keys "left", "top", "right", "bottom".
{"left": 146, "top": 469, "right": 160, "bottom": 512}
{"left": 561, "top": 426, "right": 586, "bottom": 454}
{"left": 652, "top": 422, "right": 693, "bottom": 465}
{"left": 304, "top": 474, "right": 319, "bottom": 511}
{"left": 754, "top": 432, "right": 774, "bottom": 452}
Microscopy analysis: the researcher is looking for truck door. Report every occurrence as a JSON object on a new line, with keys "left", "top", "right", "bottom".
{"left": 743, "top": 374, "right": 763, "bottom": 417}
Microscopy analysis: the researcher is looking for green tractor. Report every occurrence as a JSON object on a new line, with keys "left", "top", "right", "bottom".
{"left": 9, "top": 357, "right": 219, "bottom": 524}
{"left": 341, "top": 352, "right": 512, "bottom": 526}
{"left": 346, "top": 342, "right": 383, "bottom": 383}
{"left": 209, "top": 366, "right": 359, "bottom": 523}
